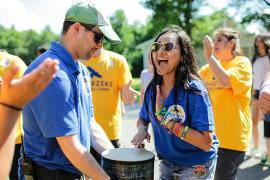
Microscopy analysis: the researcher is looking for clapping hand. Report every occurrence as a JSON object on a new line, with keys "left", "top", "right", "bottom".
{"left": 203, "top": 35, "right": 215, "bottom": 62}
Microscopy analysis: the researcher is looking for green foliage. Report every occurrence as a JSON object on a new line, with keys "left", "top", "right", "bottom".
{"left": 141, "top": 0, "right": 205, "bottom": 36}
{"left": 131, "top": 78, "right": 141, "bottom": 91}
{"left": 104, "top": 10, "right": 143, "bottom": 77}
{"left": 228, "top": 0, "right": 270, "bottom": 30}
{"left": 0, "top": 25, "right": 58, "bottom": 65}
{"left": 191, "top": 10, "right": 227, "bottom": 66}
{"left": 0, "top": 0, "right": 262, "bottom": 75}
{"left": 192, "top": 10, "right": 226, "bottom": 47}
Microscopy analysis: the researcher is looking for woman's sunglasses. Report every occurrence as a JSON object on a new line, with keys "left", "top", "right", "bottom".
{"left": 150, "top": 42, "right": 175, "bottom": 52}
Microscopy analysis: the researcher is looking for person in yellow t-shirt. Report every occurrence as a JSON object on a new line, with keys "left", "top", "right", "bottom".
{"left": 199, "top": 28, "right": 252, "bottom": 180}
{"left": 81, "top": 47, "right": 140, "bottom": 163}
{"left": 0, "top": 51, "right": 27, "bottom": 180}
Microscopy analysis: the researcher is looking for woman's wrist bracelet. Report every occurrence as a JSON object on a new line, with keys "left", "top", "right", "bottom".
{"left": 160, "top": 118, "right": 172, "bottom": 127}
{"left": 138, "top": 125, "right": 148, "bottom": 131}
{"left": 0, "top": 102, "right": 22, "bottom": 111}
{"left": 155, "top": 107, "right": 167, "bottom": 116}
{"left": 169, "top": 120, "right": 177, "bottom": 133}
{"left": 180, "top": 126, "right": 189, "bottom": 140}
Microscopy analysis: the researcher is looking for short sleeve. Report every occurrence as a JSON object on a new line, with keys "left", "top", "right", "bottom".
{"left": 139, "top": 91, "right": 151, "bottom": 123}
{"left": 227, "top": 58, "right": 252, "bottom": 96}
{"left": 199, "top": 64, "right": 209, "bottom": 79}
{"left": 14, "top": 57, "right": 27, "bottom": 78}
{"left": 118, "top": 56, "right": 132, "bottom": 88}
{"left": 188, "top": 83, "right": 214, "bottom": 131}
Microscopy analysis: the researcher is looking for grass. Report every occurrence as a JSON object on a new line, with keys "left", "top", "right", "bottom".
{"left": 131, "top": 78, "right": 141, "bottom": 91}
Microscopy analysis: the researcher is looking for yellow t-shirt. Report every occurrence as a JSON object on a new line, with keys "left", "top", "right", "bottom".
{"left": 0, "top": 52, "right": 27, "bottom": 144}
{"left": 81, "top": 50, "right": 132, "bottom": 140}
{"left": 199, "top": 56, "right": 252, "bottom": 151}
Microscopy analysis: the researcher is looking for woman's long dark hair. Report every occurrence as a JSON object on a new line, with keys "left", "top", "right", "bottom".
{"left": 252, "top": 34, "right": 270, "bottom": 64}
{"left": 146, "top": 25, "right": 202, "bottom": 115}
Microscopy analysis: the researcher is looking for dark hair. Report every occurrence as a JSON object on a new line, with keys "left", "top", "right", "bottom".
{"left": 37, "top": 47, "right": 47, "bottom": 54}
{"left": 252, "top": 34, "right": 270, "bottom": 64}
{"left": 61, "top": 21, "right": 95, "bottom": 35}
{"left": 150, "top": 25, "right": 201, "bottom": 90}
{"left": 62, "top": 21, "right": 75, "bottom": 35}
{"left": 146, "top": 25, "right": 202, "bottom": 114}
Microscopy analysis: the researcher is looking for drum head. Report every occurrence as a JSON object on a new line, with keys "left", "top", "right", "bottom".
{"left": 101, "top": 148, "right": 154, "bottom": 162}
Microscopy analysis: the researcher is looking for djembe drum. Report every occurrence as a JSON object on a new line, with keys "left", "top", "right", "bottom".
{"left": 101, "top": 148, "right": 155, "bottom": 180}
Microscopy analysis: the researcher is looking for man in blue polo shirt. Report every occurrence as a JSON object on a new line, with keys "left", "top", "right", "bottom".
{"left": 19, "top": 2, "right": 121, "bottom": 179}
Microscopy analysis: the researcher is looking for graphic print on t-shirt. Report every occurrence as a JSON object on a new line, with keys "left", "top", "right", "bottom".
{"left": 163, "top": 104, "right": 186, "bottom": 124}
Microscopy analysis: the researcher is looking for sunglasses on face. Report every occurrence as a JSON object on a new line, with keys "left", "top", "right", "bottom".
{"left": 81, "top": 23, "right": 104, "bottom": 44}
{"left": 150, "top": 42, "right": 175, "bottom": 52}
{"left": 89, "top": 29, "right": 104, "bottom": 44}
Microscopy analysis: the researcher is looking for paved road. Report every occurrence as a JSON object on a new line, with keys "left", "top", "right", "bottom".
{"left": 120, "top": 103, "right": 270, "bottom": 180}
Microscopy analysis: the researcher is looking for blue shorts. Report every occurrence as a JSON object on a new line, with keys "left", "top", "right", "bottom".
{"left": 159, "top": 157, "right": 217, "bottom": 180}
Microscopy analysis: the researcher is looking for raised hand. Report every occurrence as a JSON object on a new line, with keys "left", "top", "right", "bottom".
{"left": 121, "top": 80, "right": 141, "bottom": 105}
{"left": 155, "top": 85, "right": 164, "bottom": 121}
{"left": 0, "top": 58, "right": 59, "bottom": 109}
{"left": 203, "top": 35, "right": 214, "bottom": 62}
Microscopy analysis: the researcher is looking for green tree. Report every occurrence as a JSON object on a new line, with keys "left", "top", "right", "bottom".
{"left": 104, "top": 10, "right": 144, "bottom": 77}
{"left": 141, "top": 0, "right": 205, "bottom": 36}
{"left": 228, "top": 0, "right": 270, "bottom": 30}
{"left": 0, "top": 25, "right": 58, "bottom": 65}
{"left": 192, "top": 10, "right": 227, "bottom": 47}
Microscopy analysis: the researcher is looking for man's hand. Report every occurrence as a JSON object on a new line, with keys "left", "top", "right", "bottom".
{"left": 0, "top": 58, "right": 59, "bottom": 109}
{"left": 121, "top": 80, "right": 141, "bottom": 105}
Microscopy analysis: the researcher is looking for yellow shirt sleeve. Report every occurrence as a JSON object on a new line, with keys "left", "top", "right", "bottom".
{"left": 227, "top": 57, "right": 252, "bottom": 96}
{"left": 14, "top": 56, "right": 27, "bottom": 78}
{"left": 199, "top": 64, "right": 209, "bottom": 79}
{"left": 118, "top": 56, "right": 132, "bottom": 89}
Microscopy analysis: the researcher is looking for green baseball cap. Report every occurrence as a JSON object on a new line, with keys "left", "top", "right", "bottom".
{"left": 65, "top": 2, "right": 121, "bottom": 43}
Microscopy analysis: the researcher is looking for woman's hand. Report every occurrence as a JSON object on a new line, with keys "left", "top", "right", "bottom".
{"left": 131, "top": 125, "right": 151, "bottom": 148}
{"left": 155, "top": 85, "right": 164, "bottom": 121}
{"left": 203, "top": 35, "right": 214, "bottom": 62}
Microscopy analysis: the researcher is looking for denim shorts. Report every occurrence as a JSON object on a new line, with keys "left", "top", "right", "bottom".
{"left": 159, "top": 156, "right": 217, "bottom": 180}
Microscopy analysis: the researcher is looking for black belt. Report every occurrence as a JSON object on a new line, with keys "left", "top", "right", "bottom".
{"left": 32, "top": 162, "right": 83, "bottom": 180}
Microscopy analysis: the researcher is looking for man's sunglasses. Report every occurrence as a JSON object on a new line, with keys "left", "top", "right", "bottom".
{"left": 150, "top": 42, "right": 175, "bottom": 52}
{"left": 81, "top": 23, "right": 104, "bottom": 44}
{"left": 89, "top": 29, "right": 104, "bottom": 44}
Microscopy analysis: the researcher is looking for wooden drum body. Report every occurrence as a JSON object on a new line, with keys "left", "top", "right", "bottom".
{"left": 101, "top": 148, "right": 155, "bottom": 180}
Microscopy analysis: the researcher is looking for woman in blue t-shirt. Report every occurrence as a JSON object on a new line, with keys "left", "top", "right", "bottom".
{"left": 131, "top": 25, "right": 219, "bottom": 179}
